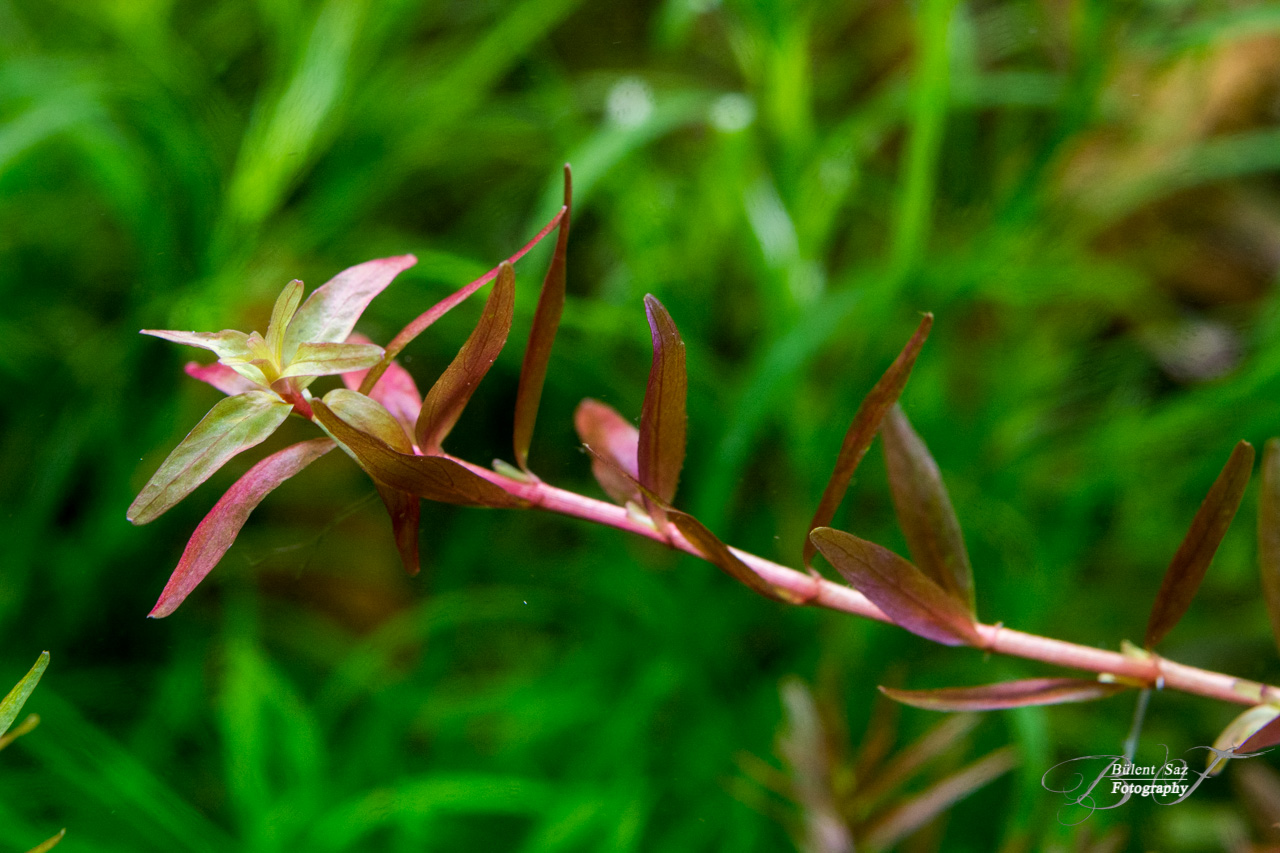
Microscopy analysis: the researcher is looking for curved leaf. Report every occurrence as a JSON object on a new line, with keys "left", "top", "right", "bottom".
{"left": 24, "top": 829, "right": 65, "bottom": 853}
{"left": 148, "top": 438, "right": 336, "bottom": 618}
{"left": 1259, "top": 439, "right": 1280, "bottom": 655}
{"left": 803, "top": 314, "right": 932, "bottom": 569}
{"left": 0, "top": 652, "right": 49, "bottom": 738}
{"left": 416, "top": 261, "right": 515, "bottom": 453}
{"left": 185, "top": 361, "right": 260, "bottom": 396}
{"left": 809, "top": 527, "right": 980, "bottom": 646}
{"left": 1144, "top": 440, "right": 1254, "bottom": 648}
{"left": 264, "top": 279, "right": 304, "bottom": 359}
{"left": 573, "top": 399, "right": 640, "bottom": 504}
{"left": 283, "top": 254, "right": 417, "bottom": 358}
{"left": 128, "top": 390, "right": 294, "bottom": 525}
{"left": 879, "top": 678, "right": 1127, "bottom": 712}
{"left": 1208, "top": 704, "right": 1280, "bottom": 776}
{"left": 513, "top": 164, "right": 572, "bottom": 471}
{"left": 637, "top": 294, "right": 687, "bottom": 528}
{"left": 342, "top": 333, "right": 423, "bottom": 440}
{"left": 882, "top": 404, "right": 974, "bottom": 614}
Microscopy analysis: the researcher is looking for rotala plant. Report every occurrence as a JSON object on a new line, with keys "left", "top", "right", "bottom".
{"left": 132, "top": 166, "right": 1280, "bottom": 768}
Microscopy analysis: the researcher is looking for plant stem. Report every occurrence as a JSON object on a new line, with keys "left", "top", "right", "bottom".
{"left": 463, "top": 460, "right": 1280, "bottom": 709}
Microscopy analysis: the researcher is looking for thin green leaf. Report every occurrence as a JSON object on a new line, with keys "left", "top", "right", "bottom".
{"left": 1208, "top": 704, "right": 1280, "bottom": 776}
{"left": 0, "top": 712, "right": 40, "bottom": 751}
{"left": 513, "top": 164, "right": 571, "bottom": 472}
{"left": 313, "top": 399, "right": 524, "bottom": 508}
{"left": 882, "top": 404, "right": 975, "bottom": 614}
{"left": 1259, "top": 438, "right": 1280, "bottom": 655}
{"left": 278, "top": 342, "right": 384, "bottom": 381}
{"left": 0, "top": 652, "right": 49, "bottom": 738}
{"left": 148, "top": 438, "right": 336, "bottom": 618}
{"left": 144, "top": 328, "right": 268, "bottom": 386}
{"left": 127, "top": 390, "right": 294, "bottom": 525}
{"left": 282, "top": 254, "right": 417, "bottom": 357}
{"left": 803, "top": 314, "right": 933, "bottom": 569}
{"left": 573, "top": 398, "right": 640, "bottom": 504}
{"left": 637, "top": 294, "right": 687, "bottom": 529}
{"left": 879, "top": 679, "right": 1128, "bottom": 712}
{"left": 24, "top": 829, "right": 65, "bottom": 853}
{"left": 264, "top": 279, "right": 304, "bottom": 360}
{"left": 416, "top": 261, "right": 515, "bottom": 453}
{"left": 809, "top": 527, "right": 980, "bottom": 646}
{"left": 1144, "top": 440, "right": 1255, "bottom": 648}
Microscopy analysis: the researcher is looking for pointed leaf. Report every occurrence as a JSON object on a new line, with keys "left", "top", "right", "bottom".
{"left": 879, "top": 678, "right": 1128, "bottom": 712}
{"left": 0, "top": 652, "right": 48, "bottom": 739}
{"left": 142, "top": 328, "right": 253, "bottom": 360}
{"left": 24, "top": 829, "right": 65, "bottom": 853}
{"left": 416, "top": 261, "right": 515, "bottom": 452}
{"left": 1144, "top": 440, "right": 1255, "bottom": 648}
{"left": 265, "top": 279, "right": 304, "bottom": 360}
{"left": 803, "top": 314, "right": 932, "bottom": 568}
{"left": 1239, "top": 707, "right": 1280, "bottom": 754}
{"left": 1259, "top": 439, "right": 1280, "bottom": 655}
{"left": 1207, "top": 704, "right": 1280, "bottom": 775}
{"left": 185, "top": 361, "right": 260, "bottom": 396}
{"left": 128, "top": 391, "right": 294, "bottom": 525}
{"left": 278, "top": 342, "right": 385, "bottom": 381}
{"left": 573, "top": 399, "right": 640, "bottom": 504}
{"left": 313, "top": 399, "right": 524, "bottom": 508}
{"left": 0, "top": 713, "right": 40, "bottom": 751}
{"left": 637, "top": 294, "right": 687, "bottom": 528}
{"left": 283, "top": 254, "right": 417, "bottom": 358}
{"left": 342, "top": 333, "right": 423, "bottom": 440}
{"left": 513, "top": 164, "right": 572, "bottom": 472}
{"left": 882, "top": 404, "right": 975, "bottom": 614}
{"left": 809, "top": 527, "right": 980, "bottom": 646}
{"left": 375, "top": 484, "right": 421, "bottom": 577}
{"left": 148, "top": 438, "right": 336, "bottom": 618}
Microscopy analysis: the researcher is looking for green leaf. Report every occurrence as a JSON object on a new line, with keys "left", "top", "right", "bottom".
{"left": 0, "top": 652, "right": 49, "bottom": 738}
{"left": 278, "top": 341, "right": 385, "bottom": 382}
{"left": 23, "top": 829, "right": 65, "bottom": 853}
{"left": 803, "top": 314, "right": 932, "bottom": 569}
{"left": 573, "top": 398, "right": 640, "bottom": 504}
{"left": 264, "top": 279, "right": 304, "bottom": 361}
{"left": 148, "top": 438, "right": 336, "bottom": 618}
{"left": 416, "top": 261, "right": 515, "bottom": 453}
{"left": 1259, "top": 439, "right": 1280, "bottom": 655}
{"left": 879, "top": 678, "right": 1127, "bottom": 712}
{"left": 637, "top": 294, "right": 687, "bottom": 529}
{"left": 128, "top": 390, "right": 294, "bottom": 525}
{"left": 1144, "top": 440, "right": 1255, "bottom": 648}
{"left": 143, "top": 329, "right": 268, "bottom": 386}
{"left": 513, "top": 164, "right": 572, "bottom": 472}
{"left": 282, "top": 254, "right": 417, "bottom": 358}
{"left": 809, "top": 527, "right": 980, "bottom": 646}
{"left": 882, "top": 404, "right": 975, "bottom": 614}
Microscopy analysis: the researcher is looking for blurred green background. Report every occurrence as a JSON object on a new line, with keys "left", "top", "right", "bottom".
{"left": 6, "top": 0, "right": 1280, "bottom": 849}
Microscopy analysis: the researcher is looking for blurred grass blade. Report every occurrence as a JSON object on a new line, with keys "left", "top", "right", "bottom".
{"left": 185, "top": 361, "right": 259, "bottom": 397}
{"left": 127, "top": 390, "right": 294, "bottom": 525}
{"left": 1144, "top": 440, "right": 1254, "bottom": 648}
{"left": 513, "top": 164, "right": 572, "bottom": 472}
{"left": 0, "top": 712, "right": 40, "bottom": 751}
{"left": 313, "top": 399, "right": 524, "bottom": 508}
{"left": 416, "top": 261, "right": 515, "bottom": 453}
{"left": 361, "top": 208, "right": 566, "bottom": 394}
{"left": 284, "top": 255, "right": 418, "bottom": 355}
{"left": 149, "top": 438, "right": 336, "bottom": 618}
{"left": 1259, "top": 439, "right": 1280, "bottom": 654}
{"left": 1208, "top": 704, "right": 1280, "bottom": 776}
{"left": 882, "top": 404, "right": 975, "bottom": 614}
{"left": 342, "top": 333, "right": 423, "bottom": 441}
{"left": 574, "top": 399, "right": 641, "bottom": 504}
{"left": 637, "top": 294, "right": 687, "bottom": 529}
{"left": 879, "top": 678, "right": 1128, "bottom": 712}
{"left": 0, "top": 652, "right": 49, "bottom": 738}
{"left": 23, "top": 829, "right": 64, "bottom": 853}
{"left": 810, "top": 527, "right": 980, "bottom": 646}
{"left": 803, "top": 314, "right": 932, "bottom": 569}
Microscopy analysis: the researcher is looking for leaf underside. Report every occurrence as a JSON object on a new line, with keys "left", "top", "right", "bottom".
{"left": 879, "top": 678, "right": 1128, "bottom": 712}
{"left": 574, "top": 399, "right": 641, "bottom": 504}
{"left": 637, "top": 294, "right": 687, "bottom": 529}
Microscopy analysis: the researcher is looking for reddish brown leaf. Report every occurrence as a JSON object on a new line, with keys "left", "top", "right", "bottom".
{"left": 573, "top": 399, "right": 640, "bottom": 504}
{"left": 637, "top": 294, "right": 687, "bottom": 529}
{"left": 882, "top": 404, "right": 975, "bottom": 614}
{"left": 803, "top": 315, "right": 933, "bottom": 569}
{"left": 808, "top": 527, "right": 980, "bottom": 646}
{"left": 148, "top": 438, "right": 336, "bottom": 618}
{"left": 416, "top": 262, "right": 516, "bottom": 453}
{"left": 513, "top": 164, "right": 572, "bottom": 472}
{"left": 375, "top": 484, "right": 421, "bottom": 577}
{"left": 1239, "top": 708, "right": 1280, "bottom": 754}
{"left": 1260, "top": 439, "right": 1280, "bottom": 655}
{"left": 1144, "top": 440, "right": 1255, "bottom": 648}
{"left": 879, "top": 678, "right": 1128, "bottom": 712}
{"left": 312, "top": 399, "right": 524, "bottom": 509}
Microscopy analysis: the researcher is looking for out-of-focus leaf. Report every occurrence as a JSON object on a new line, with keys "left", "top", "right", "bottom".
{"left": 855, "top": 714, "right": 981, "bottom": 810}
{"left": 879, "top": 679, "right": 1128, "bottom": 712}
{"left": 1144, "top": 440, "right": 1254, "bottom": 648}
{"left": 1259, "top": 439, "right": 1280, "bottom": 655}
{"left": 342, "top": 333, "right": 423, "bottom": 441}
{"left": 1208, "top": 704, "right": 1280, "bottom": 776}
{"left": 882, "top": 404, "right": 975, "bottom": 614}
{"left": 1238, "top": 707, "right": 1280, "bottom": 754}
{"left": 313, "top": 399, "right": 524, "bottom": 508}
{"left": 573, "top": 398, "right": 640, "bottom": 504}
{"left": 264, "top": 279, "right": 304, "bottom": 359}
{"left": 861, "top": 747, "right": 1017, "bottom": 851}
{"left": 128, "top": 391, "right": 294, "bottom": 525}
{"left": 278, "top": 342, "right": 385, "bottom": 381}
{"left": 416, "top": 262, "right": 515, "bottom": 453}
{"left": 0, "top": 712, "right": 39, "bottom": 751}
{"left": 1233, "top": 762, "right": 1280, "bottom": 845}
{"left": 0, "top": 652, "right": 49, "bottom": 738}
{"left": 513, "top": 164, "right": 571, "bottom": 472}
{"left": 809, "top": 527, "right": 980, "bottom": 646}
{"left": 282, "top": 254, "right": 417, "bottom": 356}
{"left": 361, "top": 208, "right": 566, "bottom": 394}
{"left": 185, "top": 361, "right": 260, "bottom": 396}
{"left": 803, "top": 315, "right": 933, "bottom": 569}
{"left": 778, "top": 678, "right": 855, "bottom": 853}
{"left": 23, "top": 829, "right": 65, "bottom": 853}
{"left": 148, "top": 438, "right": 336, "bottom": 618}
{"left": 637, "top": 294, "right": 687, "bottom": 528}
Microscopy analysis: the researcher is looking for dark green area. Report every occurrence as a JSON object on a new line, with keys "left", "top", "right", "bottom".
{"left": 4, "top": 0, "right": 1280, "bottom": 849}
